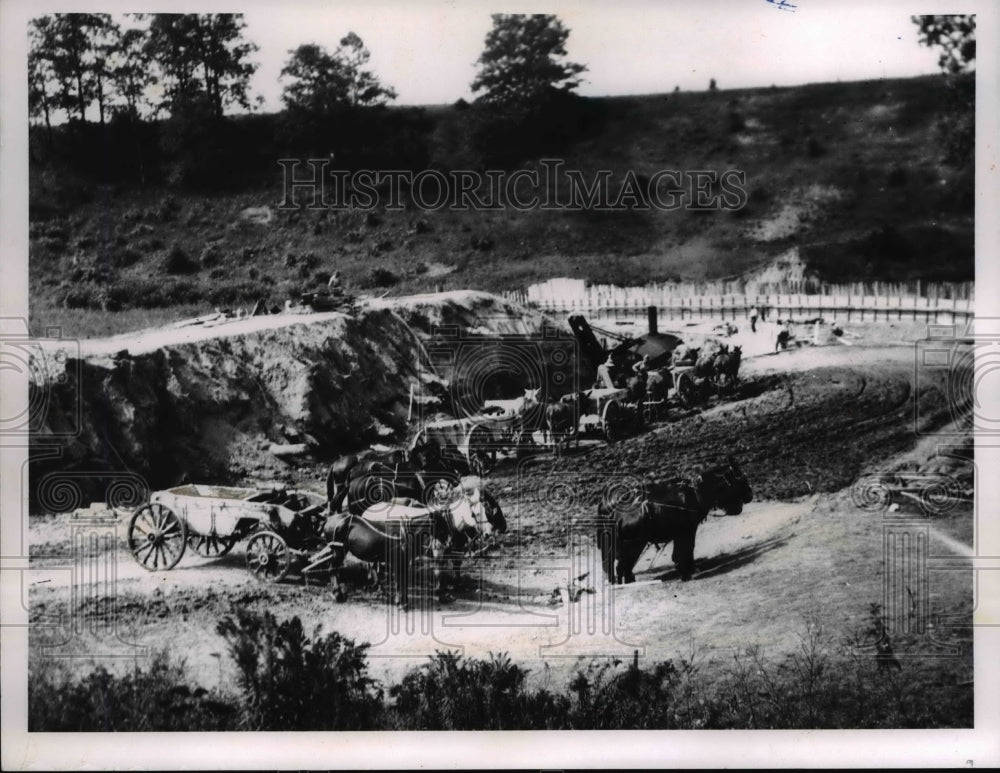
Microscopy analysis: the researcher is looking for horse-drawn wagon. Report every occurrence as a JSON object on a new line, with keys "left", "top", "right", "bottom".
{"left": 124, "top": 484, "right": 329, "bottom": 581}
{"left": 125, "top": 478, "right": 502, "bottom": 600}
{"left": 409, "top": 390, "right": 541, "bottom": 475}
{"left": 574, "top": 386, "right": 642, "bottom": 441}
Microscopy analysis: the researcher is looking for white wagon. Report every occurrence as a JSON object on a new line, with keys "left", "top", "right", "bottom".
{"left": 125, "top": 484, "right": 327, "bottom": 581}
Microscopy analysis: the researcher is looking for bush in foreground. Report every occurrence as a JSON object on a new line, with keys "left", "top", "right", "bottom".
{"left": 29, "top": 608, "right": 972, "bottom": 731}
{"left": 388, "top": 650, "right": 568, "bottom": 729}
{"left": 216, "top": 609, "right": 384, "bottom": 730}
{"left": 29, "top": 651, "right": 237, "bottom": 731}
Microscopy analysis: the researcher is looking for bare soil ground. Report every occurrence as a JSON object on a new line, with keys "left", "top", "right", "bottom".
{"left": 27, "top": 342, "right": 974, "bottom": 705}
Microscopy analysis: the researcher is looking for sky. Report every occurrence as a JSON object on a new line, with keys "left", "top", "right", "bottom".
{"left": 236, "top": 0, "right": 948, "bottom": 110}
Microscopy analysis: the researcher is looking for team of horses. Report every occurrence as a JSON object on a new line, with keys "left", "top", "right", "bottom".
{"left": 315, "top": 435, "right": 753, "bottom": 604}
{"left": 296, "top": 371, "right": 754, "bottom": 605}
{"left": 322, "top": 440, "right": 506, "bottom": 605}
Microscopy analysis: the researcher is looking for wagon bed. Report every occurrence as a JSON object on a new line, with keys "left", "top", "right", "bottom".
{"left": 125, "top": 484, "right": 327, "bottom": 576}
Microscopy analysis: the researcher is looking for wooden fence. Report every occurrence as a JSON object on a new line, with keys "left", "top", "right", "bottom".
{"left": 504, "top": 281, "right": 975, "bottom": 324}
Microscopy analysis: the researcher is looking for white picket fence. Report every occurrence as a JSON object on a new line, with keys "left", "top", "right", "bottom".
{"left": 503, "top": 279, "right": 975, "bottom": 324}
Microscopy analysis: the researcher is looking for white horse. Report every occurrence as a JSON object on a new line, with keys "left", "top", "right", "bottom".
{"left": 483, "top": 387, "right": 541, "bottom": 417}
{"left": 361, "top": 476, "right": 495, "bottom": 599}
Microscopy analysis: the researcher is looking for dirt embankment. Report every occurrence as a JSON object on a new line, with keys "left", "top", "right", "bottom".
{"left": 29, "top": 292, "right": 546, "bottom": 510}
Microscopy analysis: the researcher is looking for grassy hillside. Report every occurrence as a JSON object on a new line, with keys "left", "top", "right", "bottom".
{"left": 28, "top": 74, "right": 973, "bottom": 337}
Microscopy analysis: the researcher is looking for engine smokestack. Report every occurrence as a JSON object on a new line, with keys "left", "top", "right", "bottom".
{"left": 647, "top": 305, "right": 658, "bottom": 335}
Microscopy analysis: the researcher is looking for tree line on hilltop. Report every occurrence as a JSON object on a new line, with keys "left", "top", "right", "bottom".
{"left": 29, "top": 13, "right": 603, "bottom": 192}
{"left": 28, "top": 13, "right": 974, "bottom": 195}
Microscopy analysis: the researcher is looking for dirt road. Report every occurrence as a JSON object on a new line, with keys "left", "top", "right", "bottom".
{"left": 28, "top": 342, "right": 973, "bottom": 694}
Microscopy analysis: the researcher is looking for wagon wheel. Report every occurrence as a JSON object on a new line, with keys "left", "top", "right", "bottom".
{"left": 128, "top": 503, "right": 187, "bottom": 571}
{"left": 245, "top": 530, "right": 291, "bottom": 583}
{"left": 188, "top": 532, "right": 238, "bottom": 558}
{"left": 675, "top": 372, "right": 698, "bottom": 408}
{"left": 602, "top": 400, "right": 627, "bottom": 442}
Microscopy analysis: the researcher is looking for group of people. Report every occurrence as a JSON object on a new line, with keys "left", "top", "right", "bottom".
{"left": 749, "top": 305, "right": 794, "bottom": 352}
{"left": 595, "top": 353, "right": 653, "bottom": 391}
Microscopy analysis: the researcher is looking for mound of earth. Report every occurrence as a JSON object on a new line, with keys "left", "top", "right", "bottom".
{"left": 28, "top": 291, "right": 547, "bottom": 510}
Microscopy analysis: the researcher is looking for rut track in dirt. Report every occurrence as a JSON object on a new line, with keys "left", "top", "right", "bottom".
{"left": 27, "top": 345, "right": 972, "bottom": 696}
{"left": 485, "top": 353, "right": 947, "bottom": 557}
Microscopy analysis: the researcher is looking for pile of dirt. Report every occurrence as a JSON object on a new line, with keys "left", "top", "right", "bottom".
{"left": 29, "top": 292, "right": 546, "bottom": 511}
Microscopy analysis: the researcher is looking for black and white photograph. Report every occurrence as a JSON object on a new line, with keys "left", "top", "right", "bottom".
{"left": 1, "top": 0, "right": 998, "bottom": 768}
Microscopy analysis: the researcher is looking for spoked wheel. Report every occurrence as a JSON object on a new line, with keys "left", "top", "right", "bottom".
{"left": 128, "top": 503, "right": 187, "bottom": 571}
{"left": 245, "top": 530, "right": 291, "bottom": 583}
{"left": 675, "top": 372, "right": 698, "bottom": 408}
{"left": 602, "top": 400, "right": 627, "bottom": 442}
{"left": 188, "top": 532, "right": 238, "bottom": 558}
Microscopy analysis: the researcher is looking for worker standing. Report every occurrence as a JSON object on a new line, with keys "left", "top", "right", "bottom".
{"left": 596, "top": 353, "right": 617, "bottom": 389}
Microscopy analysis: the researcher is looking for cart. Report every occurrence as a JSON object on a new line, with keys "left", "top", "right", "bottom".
{"left": 566, "top": 387, "right": 644, "bottom": 442}
{"left": 410, "top": 410, "right": 531, "bottom": 476}
{"left": 125, "top": 484, "right": 328, "bottom": 582}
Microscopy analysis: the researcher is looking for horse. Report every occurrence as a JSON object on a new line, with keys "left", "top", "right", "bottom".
{"left": 646, "top": 368, "right": 673, "bottom": 402}
{"left": 543, "top": 392, "right": 585, "bottom": 455}
{"left": 713, "top": 345, "right": 742, "bottom": 387}
{"left": 326, "top": 437, "right": 453, "bottom": 514}
{"left": 328, "top": 477, "right": 497, "bottom": 604}
{"left": 694, "top": 340, "right": 729, "bottom": 379}
{"left": 671, "top": 344, "right": 700, "bottom": 367}
{"left": 596, "top": 457, "right": 753, "bottom": 585}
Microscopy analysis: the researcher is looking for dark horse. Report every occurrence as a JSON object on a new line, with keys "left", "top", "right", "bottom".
{"left": 326, "top": 438, "right": 454, "bottom": 515}
{"left": 325, "top": 480, "right": 497, "bottom": 605}
{"left": 543, "top": 392, "right": 588, "bottom": 455}
{"left": 596, "top": 457, "right": 753, "bottom": 584}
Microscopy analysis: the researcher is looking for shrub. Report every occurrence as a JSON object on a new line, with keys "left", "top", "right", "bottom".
{"left": 389, "top": 651, "right": 568, "bottom": 730}
{"left": 61, "top": 284, "right": 100, "bottom": 309}
{"left": 566, "top": 653, "right": 708, "bottom": 729}
{"left": 114, "top": 246, "right": 142, "bottom": 268}
{"left": 706, "top": 612, "right": 971, "bottom": 729}
{"left": 366, "top": 267, "right": 399, "bottom": 288}
{"left": 156, "top": 195, "right": 180, "bottom": 222}
{"left": 216, "top": 609, "right": 384, "bottom": 730}
{"left": 105, "top": 277, "right": 202, "bottom": 309}
{"left": 162, "top": 243, "right": 199, "bottom": 274}
{"left": 29, "top": 651, "right": 237, "bottom": 731}
{"left": 207, "top": 282, "right": 267, "bottom": 307}
{"left": 199, "top": 243, "right": 224, "bottom": 267}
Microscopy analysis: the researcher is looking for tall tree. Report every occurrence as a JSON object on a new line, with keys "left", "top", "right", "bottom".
{"left": 145, "top": 13, "right": 258, "bottom": 117}
{"left": 280, "top": 33, "right": 396, "bottom": 114}
{"left": 471, "top": 14, "right": 586, "bottom": 106}
{"left": 45, "top": 14, "right": 113, "bottom": 123}
{"left": 110, "top": 21, "right": 156, "bottom": 119}
{"left": 912, "top": 15, "right": 976, "bottom": 74}
{"left": 335, "top": 32, "right": 397, "bottom": 107}
{"left": 912, "top": 15, "right": 975, "bottom": 167}
{"left": 468, "top": 14, "right": 592, "bottom": 166}
{"left": 28, "top": 16, "right": 57, "bottom": 132}
{"left": 88, "top": 15, "right": 120, "bottom": 125}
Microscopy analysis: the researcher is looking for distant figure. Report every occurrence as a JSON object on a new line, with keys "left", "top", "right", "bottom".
{"left": 632, "top": 354, "right": 651, "bottom": 383}
{"left": 596, "top": 353, "right": 617, "bottom": 389}
{"left": 327, "top": 270, "right": 343, "bottom": 295}
{"left": 775, "top": 322, "right": 791, "bottom": 353}
{"left": 749, "top": 306, "right": 759, "bottom": 333}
